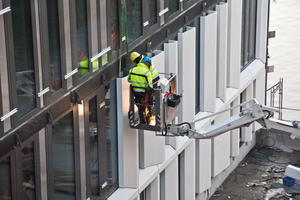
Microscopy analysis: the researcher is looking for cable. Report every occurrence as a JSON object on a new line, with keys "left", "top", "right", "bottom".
{"left": 162, "top": 122, "right": 167, "bottom": 136}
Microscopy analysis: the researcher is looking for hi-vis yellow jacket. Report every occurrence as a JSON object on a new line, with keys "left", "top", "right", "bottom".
{"left": 139, "top": 56, "right": 160, "bottom": 85}
{"left": 128, "top": 62, "right": 153, "bottom": 93}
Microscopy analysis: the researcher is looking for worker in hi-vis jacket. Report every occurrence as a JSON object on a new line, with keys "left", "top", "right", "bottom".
{"left": 128, "top": 58, "right": 153, "bottom": 124}
{"left": 130, "top": 52, "right": 160, "bottom": 87}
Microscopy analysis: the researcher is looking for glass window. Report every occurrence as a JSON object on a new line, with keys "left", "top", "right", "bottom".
{"left": 76, "top": 0, "right": 89, "bottom": 77}
{"left": 149, "top": 0, "right": 157, "bottom": 27}
{"left": 11, "top": 0, "right": 36, "bottom": 118}
{"left": 22, "top": 142, "right": 36, "bottom": 200}
{"left": 126, "top": 0, "right": 142, "bottom": 43}
{"left": 241, "top": 0, "right": 257, "bottom": 71}
{"left": 88, "top": 96, "right": 99, "bottom": 199}
{"left": 0, "top": 157, "right": 12, "bottom": 199}
{"left": 47, "top": 0, "right": 62, "bottom": 93}
{"left": 189, "top": 18, "right": 200, "bottom": 114}
{"left": 168, "top": 0, "right": 179, "bottom": 16}
{"left": 111, "top": 0, "right": 119, "bottom": 51}
{"left": 105, "top": 81, "right": 118, "bottom": 190}
{"left": 52, "top": 112, "right": 75, "bottom": 199}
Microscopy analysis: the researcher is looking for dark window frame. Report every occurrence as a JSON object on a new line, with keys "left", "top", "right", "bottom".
{"left": 84, "top": 84, "right": 119, "bottom": 200}
{"left": 0, "top": 133, "right": 41, "bottom": 200}
{"left": 2, "top": 0, "right": 42, "bottom": 127}
{"left": 241, "top": 0, "right": 257, "bottom": 72}
{"left": 46, "top": 106, "right": 81, "bottom": 199}
{"left": 38, "top": 0, "right": 68, "bottom": 105}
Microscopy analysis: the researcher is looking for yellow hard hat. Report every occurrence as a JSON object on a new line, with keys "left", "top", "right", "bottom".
{"left": 130, "top": 52, "right": 140, "bottom": 62}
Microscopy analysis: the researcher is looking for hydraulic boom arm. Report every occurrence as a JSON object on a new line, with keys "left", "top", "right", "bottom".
{"left": 166, "top": 99, "right": 300, "bottom": 139}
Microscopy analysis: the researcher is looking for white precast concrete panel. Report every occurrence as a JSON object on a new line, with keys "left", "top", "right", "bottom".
{"left": 230, "top": 96, "right": 240, "bottom": 157}
{"left": 227, "top": 0, "right": 242, "bottom": 89}
{"left": 178, "top": 27, "right": 196, "bottom": 123}
{"left": 197, "top": 139, "right": 211, "bottom": 193}
{"left": 117, "top": 77, "right": 139, "bottom": 188}
{"left": 149, "top": 177, "right": 159, "bottom": 200}
{"left": 216, "top": 3, "right": 228, "bottom": 102}
{"left": 165, "top": 157, "right": 179, "bottom": 200}
{"left": 152, "top": 50, "right": 165, "bottom": 74}
{"left": 241, "top": 83, "right": 253, "bottom": 142}
{"left": 139, "top": 131, "right": 165, "bottom": 169}
{"left": 164, "top": 40, "right": 179, "bottom": 149}
{"left": 211, "top": 111, "right": 230, "bottom": 177}
{"left": 183, "top": 140, "right": 195, "bottom": 200}
{"left": 240, "top": 68, "right": 253, "bottom": 92}
{"left": 256, "top": 0, "right": 269, "bottom": 63}
{"left": 164, "top": 40, "right": 178, "bottom": 77}
{"left": 200, "top": 11, "right": 217, "bottom": 113}
{"left": 138, "top": 165, "right": 158, "bottom": 192}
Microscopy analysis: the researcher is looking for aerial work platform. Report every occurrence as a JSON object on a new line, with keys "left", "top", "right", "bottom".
{"left": 128, "top": 73, "right": 181, "bottom": 132}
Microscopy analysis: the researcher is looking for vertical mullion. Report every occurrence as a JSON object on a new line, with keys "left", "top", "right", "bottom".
{"left": 97, "top": 0, "right": 102, "bottom": 69}
{"left": 84, "top": 96, "right": 92, "bottom": 198}
{"left": 106, "top": 0, "right": 112, "bottom": 60}
{"left": 73, "top": 105, "right": 81, "bottom": 199}
{"left": 58, "top": 0, "right": 68, "bottom": 91}
{"left": 38, "top": 0, "right": 51, "bottom": 106}
{"left": 2, "top": 0, "right": 18, "bottom": 128}
{"left": 45, "top": 124, "right": 54, "bottom": 200}
{"left": 142, "top": 0, "right": 148, "bottom": 36}
{"left": 98, "top": 86, "right": 107, "bottom": 198}
{"left": 30, "top": 0, "right": 42, "bottom": 111}
{"left": 69, "top": 0, "right": 78, "bottom": 85}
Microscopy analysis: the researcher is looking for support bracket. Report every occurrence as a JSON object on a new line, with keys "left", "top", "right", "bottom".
{"left": 71, "top": 91, "right": 82, "bottom": 105}
{"left": 15, "top": 134, "right": 22, "bottom": 148}
{"left": 47, "top": 112, "right": 54, "bottom": 125}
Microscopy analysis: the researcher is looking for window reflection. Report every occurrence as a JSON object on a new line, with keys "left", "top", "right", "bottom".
{"left": 11, "top": 0, "right": 36, "bottom": 118}
{"left": 149, "top": 0, "right": 157, "bottom": 27}
{"left": 22, "top": 142, "right": 36, "bottom": 200}
{"left": 89, "top": 96, "right": 99, "bottom": 199}
{"left": 126, "top": 0, "right": 142, "bottom": 43}
{"left": 0, "top": 157, "right": 12, "bottom": 199}
{"left": 105, "top": 81, "right": 118, "bottom": 189}
{"left": 52, "top": 112, "right": 75, "bottom": 199}
{"left": 241, "top": 0, "right": 257, "bottom": 71}
{"left": 111, "top": 0, "right": 119, "bottom": 51}
{"left": 76, "top": 0, "right": 90, "bottom": 77}
{"left": 169, "top": 0, "right": 179, "bottom": 16}
{"left": 47, "top": 0, "right": 62, "bottom": 93}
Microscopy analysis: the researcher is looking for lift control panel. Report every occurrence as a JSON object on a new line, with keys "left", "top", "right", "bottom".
{"left": 128, "top": 73, "right": 181, "bottom": 132}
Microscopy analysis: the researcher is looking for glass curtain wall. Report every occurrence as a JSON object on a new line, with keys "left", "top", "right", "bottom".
{"left": 0, "top": 157, "right": 12, "bottom": 199}
{"left": 168, "top": 0, "right": 179, "bottom": 16}
{"left": 105, "top": 81, "right": 118, "bottom": 191}
{"left": 111, "top": 0, "right": 119, "bottom": 52}
{"left": 88, "top": 96, "right": 100, "bottom": 200}
{"left": 76, "top": 0, "right": 89, "bottom": 77}
{"left": 149, "top": 0, "right": 157, "bottom": 27}
{"left": 22, "top": 142, "right": 36, "bottom": 199}
{"left": 241, "top": 0, "right": 257, "bottom": 71}
{"left": 51, "top": 112, "right": 76, "bottom": 199}
{"left": 47, "top": 0, "right": 62, "bottom": 93}
{"left": 126, "top": 0, "right": 142, "bottom": 43}
{"left": 11, "top": 0, "right": 36, "bottom": 118}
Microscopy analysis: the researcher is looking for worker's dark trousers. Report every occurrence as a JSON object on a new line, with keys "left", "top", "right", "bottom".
{"left": 133, "top": 91, "right": 146, "bottom": 124}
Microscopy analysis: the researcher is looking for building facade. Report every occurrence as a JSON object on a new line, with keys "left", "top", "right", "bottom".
{"left": 0, "top": 0, "right": 269, "bottom": 199}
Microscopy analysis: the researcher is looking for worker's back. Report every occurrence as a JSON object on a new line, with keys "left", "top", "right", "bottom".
{"left": 128, "top": 62, "right": 153, "bottom": 93}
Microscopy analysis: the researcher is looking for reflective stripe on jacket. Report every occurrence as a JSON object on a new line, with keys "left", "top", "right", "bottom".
{"left": 128, "top": 63, "right": 153, "bottom": 93}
